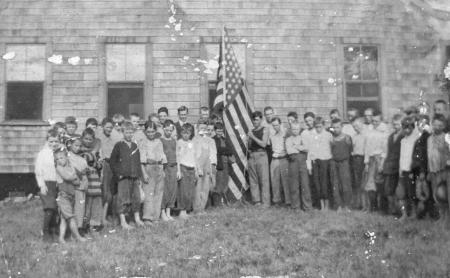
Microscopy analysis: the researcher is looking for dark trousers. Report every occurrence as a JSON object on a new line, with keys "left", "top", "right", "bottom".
{"left": 312, "top": 159, "right": 330, "bottom": 200}
{"left": 351, "top": 155, "right": 365, "bottom": 208}
{"left": 330, "top": 159, "right": 352, "bottom": 208}
{"left": 288, "top": 153, "right": 312, "bottom": 210}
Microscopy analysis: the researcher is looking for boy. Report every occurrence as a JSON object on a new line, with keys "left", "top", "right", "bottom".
{"left": 175, "top": 106, "right": 190, "bottom": 140}
{"left": 97, "top": 117, "right": 121, "bottom": 225}
{"left": 80, "top": 128, "right": 103, "bottom": 231}
{"left": 140, "top": 121, "right": 167, "bottom": 224}
{"left": 310, "top": 117, "right": 332, "bottom": 210}
{"left": 54, "top": 149, "right": 87, "bottom": 243}
{"left": 398, "top": 117, "right": 420, "bottom": 220}
{"left": 177, "top": 124, "right": 199, "bottom": 219}
{"left": 193, "top": 119, "right": 217, "bottom": 212}
{"left": 110, "top": 121, "right": 144, "bottom": 229}
{"left": 247, "top": 111, "right": 270, "bottom": 207}
{"left": 411, "top": 115, "right": 432, "bottom": 218}
{"left": 131, "top": 113, "right": 146, "bottom": 145}
{"left": 269, "top": 117, "right": 290, "bottom": 207}
{"left": 364, "top": 111, "right": 389, "bottom": 212}
{"left": 381, "top": 114, "right": 404, "bottom": 215}
{"left": 286, "top": 122, "right": 312, "bottom": 211}
{"left": 35, "top": 129, "right": 60, "bottom": 242}
{"left": 85, "top": 118, "right": 99, "bottom": 131}
{"left": 160, "top": 120, "right": 177, "bottom": 220}
{"left": 330, "top": 118, "right": 353, "bottom": 211}
{"left": 112, "top": 114, "right": 125, "bottom": 134}
{"left": 68, "top": 138, "right": 89, "bottom": 235}
{"left": 427, "top": 114, "right": 450, "bottom": 224}
{"left": 65, "top": 116, "right": 80, "bottom": 140}
{"left": 351, "top": 118, "right": 367, "bottom": 210}
{"left": 212, "top": 122, "right": 234, "bottom": 206}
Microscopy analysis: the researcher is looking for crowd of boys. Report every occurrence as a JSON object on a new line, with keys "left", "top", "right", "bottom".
{"left": 34, "top": 101, "right": 450, "bottom": 242}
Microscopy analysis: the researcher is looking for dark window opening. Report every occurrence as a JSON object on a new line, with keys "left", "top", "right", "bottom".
{"left": 6, "top": 82, "right": 43, "bottom": 120}
{"left": 107, "top": 83, "right": 144, "bottom": 118}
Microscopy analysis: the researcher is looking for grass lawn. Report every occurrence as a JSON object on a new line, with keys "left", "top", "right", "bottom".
{"left": 1, "top": 200, "right": 450, "bottom": 278}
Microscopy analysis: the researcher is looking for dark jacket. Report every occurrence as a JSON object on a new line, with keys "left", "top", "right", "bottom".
{"left": 109, "top": 141, "right": 142, "bottom": 179}
{"left": 213, "top": 135, "right": 233, "bottom": 170}
{"left": 383, "top": 132, "right": 404, "bottom": 175}
{"left": 411, "top": 131, "right": 430, "bottom": 174}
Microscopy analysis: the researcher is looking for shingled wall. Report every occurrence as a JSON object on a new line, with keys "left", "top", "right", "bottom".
{"left": 0, "top": 0, "right": 447, "bottom": 173}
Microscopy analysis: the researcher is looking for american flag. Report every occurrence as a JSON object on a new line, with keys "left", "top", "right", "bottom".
{"left": 213, "top": 27, "right": 254, "bottom": 201}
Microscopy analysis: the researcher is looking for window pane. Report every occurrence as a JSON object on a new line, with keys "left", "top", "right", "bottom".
{"left": 347, "top": 100, "right": 379, "bottom": 116}
{"left": 6, "top": 45, "right": 45, "bottom": 81}
{"left": 361, "top": 46, "right": 378, "bottom": 80}
{"left": 346, "top": 83, "right": 362, "bottom": 97}
{"left": 6, "top": 82, "right": 43, "bottom": 120}
{"left": 208, "top": 81, "right": 218, "bottom": 109}
{"left": 106, "top": 44, "right": 145, "bottom": 81}
{"left": 344, "top": 46, "right": 361, "bottom": 80}
{"left": 362, "top": 83, "right": 379, "bottom": 97}
{"left": 107, "top": 83, "right": 144, "bottom": 118}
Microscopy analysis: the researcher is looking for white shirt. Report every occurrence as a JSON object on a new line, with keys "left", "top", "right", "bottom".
{"left": 34, "top": 145, "right": 57, "bottom": 188}
{"left": 400, "top": 130, "right": 420, "bottom": 172}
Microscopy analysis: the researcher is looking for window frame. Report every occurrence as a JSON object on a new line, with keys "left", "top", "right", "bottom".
{"left": 106, "top": 82, "right": 145, "bottom": 118}
{"left": 0, "top": 42, "right": 52, "bottom": 125}
{"left": 98, "top": 37, "right": 153, "bottom": 119}
{"left": 342, "top": 44, "right": 382, "bottom": 116}
{"left": 199, "top": 36, "right": 254, "bottom": 110}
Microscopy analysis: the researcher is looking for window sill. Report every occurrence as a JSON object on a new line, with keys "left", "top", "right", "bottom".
{"left": 0, "top": 120, "right": 50, "bottom": 127}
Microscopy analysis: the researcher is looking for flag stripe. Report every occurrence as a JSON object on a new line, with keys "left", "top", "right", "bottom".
{"left": 223, "top": 110, "right": 247, "bottom": 170}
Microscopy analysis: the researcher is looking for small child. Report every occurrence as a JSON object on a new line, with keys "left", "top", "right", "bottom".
{"left": 54, "top": 149, "right": 86, "bottom": 243}
{"left": 160, "top": 120, "right": 177, "bottom": 220}
{"left": 177, "top": 123, "right": 199, "bottom": 219}
{"left": 310, "top": 117, "right": 332, "bottom": 210}
{"left": 351, "top": 118, "right": 367, "bottom": 210}
{"left": 398, "top": 117, "right": 420, "bottom": 220}
{"left": 381, "top": 114, "right": 404, "bottom": 215}
{"left": 211, "top": 122, "right": 234, "bottom": 206}
{"left": 427, "top": 114, "right": 450, "bottom": 224}
{"left": 193, "top": 119, "right": 217, "bottom": 213}
{"left": 68, "top": 138, "right": 89, "bottom": 235}
{"left": 110, "top": 121, "right": 144, "bottom": 229}
{"left": 286, "top": 122, "right": 312, "bottom": 211}
{"left": 140, "top": 121, "right": 167, "bottom": 224}
{"left": 330, "top": 118, "right": 353, "bottom": 210}
{"left": 80, "top": 128, "right": 103, "bottom": 231}
{"left": 35, "top": 129, "right": 60, "bottom": 242}
{"left": 54, "top": 122, "right": 69, "bottom": 147}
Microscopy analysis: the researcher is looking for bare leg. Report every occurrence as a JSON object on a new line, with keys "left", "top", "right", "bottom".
{"left": 399, "top": 200, "right": 407, "bottom": 221}
{"left": 134, "top": 212, "right": 144, "bottom": 227}
{"left": 179, "top": 210, "right": 189, "bottom": 219}
{"left": 102, "top": 203, "right": 111, "bottom": 225}
{"left": 119, "top": 214, "right": 134, "bottom": 230}
{"left": 59, "top": 218, "right": 67, "bottom": 244}
{"left": 166, "top": 208, "right": 174, "bottom": 220}
{"left": 161, "top": 210, "right": 170, "bottom": 221}
{"left": 69, "top": 219, "right": 86, "bottom": 242}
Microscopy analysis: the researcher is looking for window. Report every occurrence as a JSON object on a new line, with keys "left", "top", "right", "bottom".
{"left": 343, "top": 45, "right": 380, "bottom": 114}
{"left": 5, "top": 44, "right": 46, "bottom": 120}
{"left": 203, "top": 43, "right": 247, "bottom": 111}
{"left": 106, "top": 44, "right": 145, "bottom": 118}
